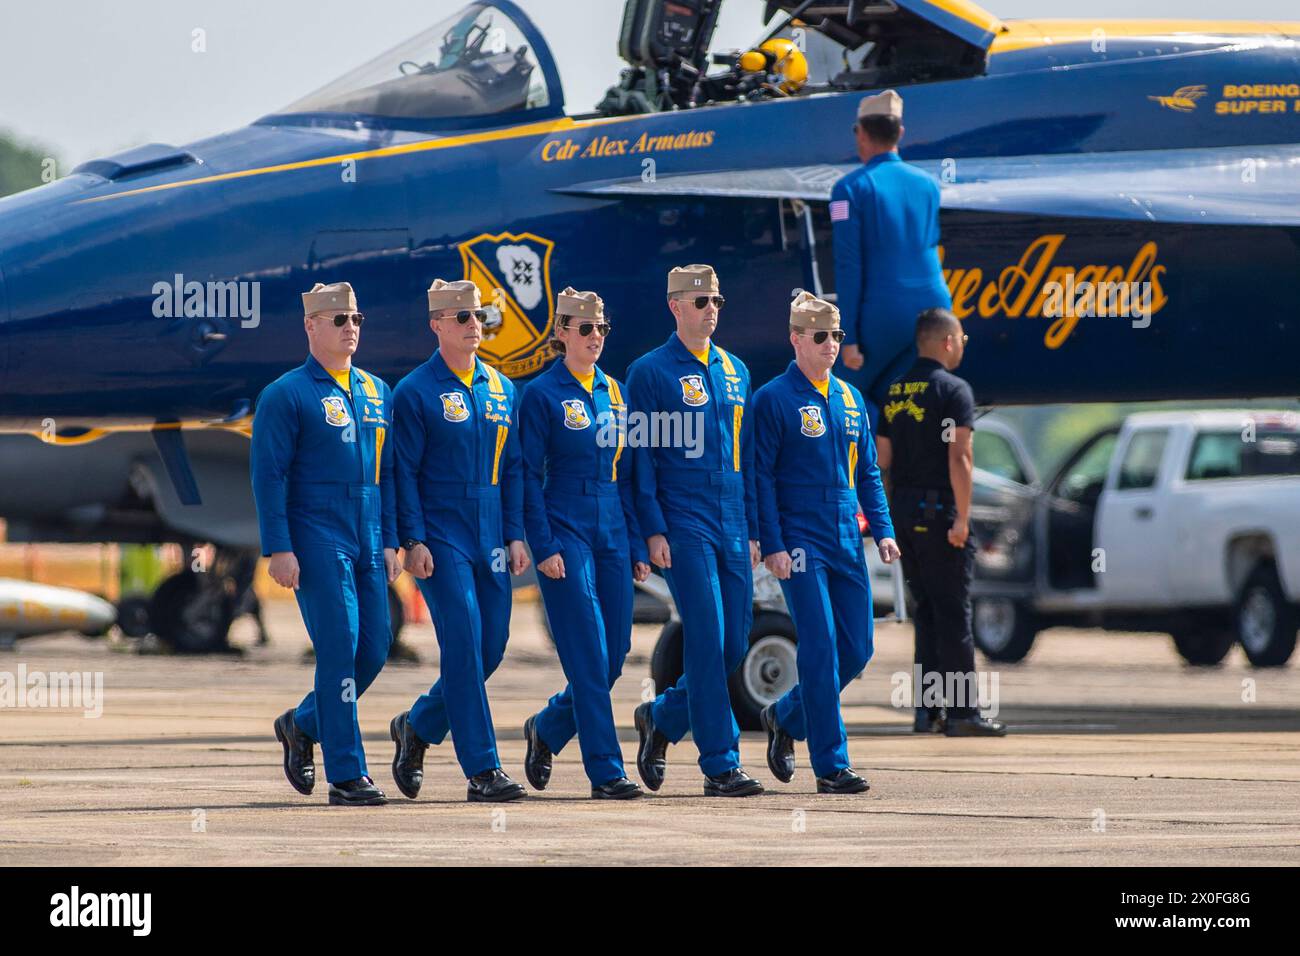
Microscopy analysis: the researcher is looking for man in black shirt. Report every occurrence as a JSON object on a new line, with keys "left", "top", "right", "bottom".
{"left": 876, "top": 308, "right": 1006, "bottom": 736}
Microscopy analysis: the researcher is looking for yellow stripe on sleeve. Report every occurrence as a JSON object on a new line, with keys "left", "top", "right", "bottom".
{"left": 733, "top": 405, "right": 743, "bottom": 472}
{"left": 491, "top": 424, "right": 507, "bottom": 485}
{"left": 716, "top": 348, "right": 736, "bottom": 376}
{"left": 608, "top": 378, "right": 625, "bottom": 481}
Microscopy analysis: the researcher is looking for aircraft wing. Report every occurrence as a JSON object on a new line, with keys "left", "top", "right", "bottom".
{"left": 556, "top": 144, "right": 1300, "bottom": 226}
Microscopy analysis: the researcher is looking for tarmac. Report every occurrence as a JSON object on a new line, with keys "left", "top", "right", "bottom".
{"left": 1, "top": 595, "right": 1297, "bottom": 866}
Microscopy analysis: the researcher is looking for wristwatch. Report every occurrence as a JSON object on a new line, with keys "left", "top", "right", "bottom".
{"left": 402, "top": 538, "right": 423, "bottom": 552}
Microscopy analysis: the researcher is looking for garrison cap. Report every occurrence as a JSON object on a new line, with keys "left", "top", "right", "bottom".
{"left": 789, "top": 290, "right": 840, "bottom": 330}
{"left": 857, "top": 88, "right": 903, "bottom": 121}
{"left": 556, "top": 286, "right": 605, "bottom": 320}
{"left": 427, "top": 278, "right": 481, "bottom": 312}
{"left": 667, "top": 264, "right": 719, "bottom": 296}
{"left": 302, "top": 281, "right": 357, "bottom": 316}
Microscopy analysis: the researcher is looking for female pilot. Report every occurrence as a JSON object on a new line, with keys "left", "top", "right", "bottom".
{"left": 518, "top": 287, "right": 650, "bottom": 799}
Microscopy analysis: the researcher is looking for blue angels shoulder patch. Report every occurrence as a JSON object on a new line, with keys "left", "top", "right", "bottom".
{"left": 441, "top": 392, "right": 470, "bottom": 423}
{"left": 679, "top": 374, "right": 709, "bottom": 407}
{"left": 561, "top": 398, "right": 591, "bottom": 430}
{"left": 799, "top": 405, "right": 826, "bottom": 437}
{"left": 321, "top": 396, "right": 352, "bottom": 428}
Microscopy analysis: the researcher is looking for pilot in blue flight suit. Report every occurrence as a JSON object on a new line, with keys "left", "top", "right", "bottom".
{"left": 833, "top": 89, "right": 953, "bottom": 417}
{"left": 518, "top": 287, "right": 650, "bottom": 800}
{"left": 628, "top": 264, "right": 765, "bottom": 798}
{"left": 255, "top": 281, "right": 400, "bottom": 807}
{"left": 753, "top": 292, "right": 901, "bottom": 793}
{"left": 387, "top": 279, "right": 531, "bottom": 803}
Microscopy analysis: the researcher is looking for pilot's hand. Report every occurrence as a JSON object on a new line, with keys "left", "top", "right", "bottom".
{"left": 841, "top": 343, "right": 864, "bottom": 371}
{"left": 948, "top": 519, "right": 970, "bottom": 549}
{"left": 764, "top": 551, "right": 793, "bottom": 581}
{"left": 508, "top": 540, "right": 530, "bottom": 576}
{"left": 268, "top": 552, "right": 300, "bottom": 590}
{"left": 538, "top": 552, "right": 565, "bottom": 580}
{"left": 877, "top": 537, "right": 901, "bottom": 564}
{"left": 633, "top": 561, "right": 651, "bottom": 583}
{"left": 383, "top": 548, "right": 401, "bottom": 583}
{"left": 405, "top": 543, "right": 434, "bottom": 579}
{"left": 749, "top": 539, "right": 761, "bottom": 569}
{"left": 648, "top": 534, "right": 671, "bottom": 569}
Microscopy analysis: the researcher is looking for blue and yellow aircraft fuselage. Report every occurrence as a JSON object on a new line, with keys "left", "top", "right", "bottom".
{"left": 0, "top": 0, "right": 1297, "bottom": 509}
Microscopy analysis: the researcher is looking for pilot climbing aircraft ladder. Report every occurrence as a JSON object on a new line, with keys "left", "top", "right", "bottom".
{"left": 633, "top": 550, "right": 909, "bottom": 626}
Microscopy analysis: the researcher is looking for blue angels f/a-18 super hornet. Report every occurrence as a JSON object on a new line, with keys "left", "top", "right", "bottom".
{"left": 0, "top": 0, "right": 1296, "bottom": 648}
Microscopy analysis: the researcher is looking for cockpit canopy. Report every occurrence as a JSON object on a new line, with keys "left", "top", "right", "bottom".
{"left": 272, "top": 1, "right": 562, "bottom": 128}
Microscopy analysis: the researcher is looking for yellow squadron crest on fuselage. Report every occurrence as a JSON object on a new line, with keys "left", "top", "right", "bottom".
{"left": 561, "top": 399, "right": 591, "bottom": 430}
{"left": 440, "top": 392, "right": 470, "bottom": 423}
{"left": 458, "top": 231, "right": 557, "bottom": 378}
{"left": 321, "top": 396, "right": 351, "bottom": 427}
{"left": 679, "top": 374, "right": 709, "bottom": 407}
{"left": 799, "top": 405, "right": 826, "bottom": 438}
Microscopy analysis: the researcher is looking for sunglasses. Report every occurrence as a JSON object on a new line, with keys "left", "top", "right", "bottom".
{"left": 681, "top": 295, "right": 725, "bottom": 310}
{"left": 563, "top": 320, "right": 610, "bottom": 338}
{"left": 798, "top": 328, "right": 846, "bottom": 344}
{"left": 325, "top": 312, "right": 364, "bottom": 327}
{"left": 444, "top": 309, "right": 487, "bottom": 324}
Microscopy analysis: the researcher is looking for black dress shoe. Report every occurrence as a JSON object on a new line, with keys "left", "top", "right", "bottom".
{"left": 703, "top": 767, "right": 765, "bottom": 797}
{"left": 467, "top": 768, "right": 526, "bottom": 802}
{"left": 389, "top": 711, "right": 428, "bottom": 799}
{"left": 273, "top": 709, "right": 315, "bottom": 795}
{"left": 523, "top": 714, "right": 552, "bottom": 791}
{"left": 944, "top": 714, "right": 1007, "bottom": 737}
{"left": 816, "top": 768, "right": 870, "bottom": 794}
{"left": 592, "top": 776, "right": 643, "bottom": 800}
{"left": 634, "top": 702, "right": 668, "bottom": 792}
{"left": 759, "top": 703, "right": 795, "bottom": 783}
{"left": 913, "top": 708, "right": 946, "bottom": 734}
{"left": 328, "top": 776, "right": 387, "bottom": 806}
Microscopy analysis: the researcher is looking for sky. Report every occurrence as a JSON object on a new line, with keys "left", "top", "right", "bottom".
{"left": 1, "top": 0, "right": 1297, "bottom": 168}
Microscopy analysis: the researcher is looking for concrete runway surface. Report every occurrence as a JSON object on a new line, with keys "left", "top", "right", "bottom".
{"left": 1, "top": 596, "right": 1297, "bottom": 866}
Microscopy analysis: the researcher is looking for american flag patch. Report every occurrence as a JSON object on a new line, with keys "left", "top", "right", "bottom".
{"left": 829, "top": 199, "right": 850, "bottom": 222}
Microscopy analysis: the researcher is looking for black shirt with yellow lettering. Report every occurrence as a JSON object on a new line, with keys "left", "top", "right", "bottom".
{"left": 876, "top": 358, "right": 975, "bottom": 491}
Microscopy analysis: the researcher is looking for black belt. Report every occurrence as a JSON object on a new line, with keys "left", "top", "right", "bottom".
{"left": 893, "top": 486, "right": 954, "bottom": 519}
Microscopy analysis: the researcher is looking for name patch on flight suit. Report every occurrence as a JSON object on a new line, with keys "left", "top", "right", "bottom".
{"left": 799, "top": 405, "right": 826, "bottom": 438}
{"left": 361, "top": 397, "right": 387, "bottom": 425}
{"left": 844, "top": 407, "right": 861, "bottom": 437}
{"left": 679, "top": 374, "right": 709, "bottom": 407}
{"left": 321, "top": 396, "right": 352, "bottom": 427}
{"left": 441, "top": 392, "right": 470, "bottom": 423}
{"left": 561, "top": 399, "right": 590, "bottom": 430}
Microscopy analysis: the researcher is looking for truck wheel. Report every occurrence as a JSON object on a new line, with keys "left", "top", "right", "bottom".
{"left": 728, "top": 612, "right": 799, "bottom": 731}
{"left": 1171, "top": 625, "right": 1234, "bottom": 666}
{"left": 115, "top": 595, "right": 152, "bottom": 639}
{"left": 1236, "top": 563, "right": 1298, "bottom": 667}
{"left": 649, "top": 620, "right": 684, "bottom": 701}
{"left": 972, "top": 597, "right": 1038, "bottom": 662}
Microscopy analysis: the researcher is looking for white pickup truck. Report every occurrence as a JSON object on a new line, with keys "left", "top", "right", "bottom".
{"left": 971, "top": 410, "right": 1300, "bottom": 667}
